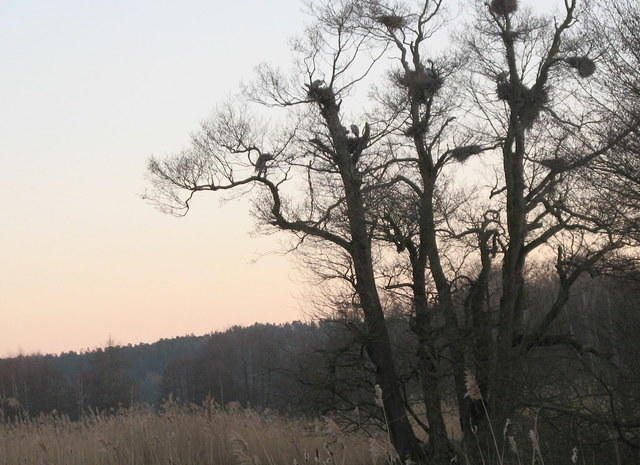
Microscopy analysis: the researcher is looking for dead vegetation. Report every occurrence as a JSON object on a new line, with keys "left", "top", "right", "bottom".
{"left": 0, "top": 402, "right": 396, "bottom": 465}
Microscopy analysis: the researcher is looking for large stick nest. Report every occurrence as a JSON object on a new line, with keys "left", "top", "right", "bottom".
{"left": 306, "top": 80, "right": 333, "bottom": 106}
{"left": 496, "top": 74, "right": 548, "bottom": 127}
{"left": 490, "top": 0, "right": 519, "bottom": 16}
{"left": 539, "top": 158, "right": 570, "bottom": 172}
{"left": 394, "top": 67, "right": 443, "bottom": 104}
{"left": 565, "top": 56, "right": 596, "bottom": 78}
{"left": 450, "top": 145, "right": 483, "bottom": 163}
{"left": 375, "top": 15, "right": 406, "bottom": 30}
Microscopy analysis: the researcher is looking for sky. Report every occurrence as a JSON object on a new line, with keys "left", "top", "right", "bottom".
{"left": 1, "top": 0, "right": 561, "bottom": 356}
{"left": 0, "top": 0, "right": 310, "bottom": 356}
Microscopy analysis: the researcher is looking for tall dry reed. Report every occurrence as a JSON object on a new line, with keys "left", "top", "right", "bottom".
{"left": 0, "top": 401, "right": 395, "bottom": 465}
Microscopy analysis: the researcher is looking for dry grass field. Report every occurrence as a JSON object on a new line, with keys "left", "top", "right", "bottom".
{"left": 0, "top": 402, "right": 396, "bottom": 465}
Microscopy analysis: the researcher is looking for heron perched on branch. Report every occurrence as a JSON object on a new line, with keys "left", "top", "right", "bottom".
{"left": 254, "top": 153, "right": 274, "bottom": 177}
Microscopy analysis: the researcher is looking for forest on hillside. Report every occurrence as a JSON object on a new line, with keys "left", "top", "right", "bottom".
{"left": 4, "top": 0, "right": 640, "bottom": 464}
{"left": 2, "top": 274, "right": 640, "bottom": 463}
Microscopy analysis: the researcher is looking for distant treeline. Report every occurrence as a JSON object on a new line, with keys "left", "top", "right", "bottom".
{"left": 1, "top": 274, "right": 639, "bottom": 428}
{"left": 0, "top": 322, "right": 326, "bottom": 419}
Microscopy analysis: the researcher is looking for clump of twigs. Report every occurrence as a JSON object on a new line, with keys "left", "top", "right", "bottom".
{"left": 539, "top": 157, "right": 570, "bottom": 172}
{"left": 305, "top": 80, "right": 333, "bottom": 106}
{"left": 450, "top": 145, "right": 483, "bottom": 163}
{"left": 394, "top": 65, "right": 443, "bottom": 104}
{"left": 565, "top": 55, "right": 596, "bottom": 78}
{"left": 520, "top": 87, "right": 548, "bottom": 127}
{"left": 375, "top": 14, "right": 406, "bottom": 30}
{"left": 495, "top": 73, "right": 548, "bottom": 127}
{"left": 490, "top": 0, "right": 519, "bottom": 16}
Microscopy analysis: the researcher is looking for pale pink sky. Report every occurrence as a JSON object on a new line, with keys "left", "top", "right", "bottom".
{"left": 1, "top": 0, "right": 561, "bottom": 356}
{"left": 0, "top": 0, "right": 308, "bottom": 356}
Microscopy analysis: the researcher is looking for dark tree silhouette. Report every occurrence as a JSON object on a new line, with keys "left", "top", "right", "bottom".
{"left": 145, "top": 1, "right": 640, "bottom": 463}
{"left": 81, "top": 343, "right": 135, "bottom": 413}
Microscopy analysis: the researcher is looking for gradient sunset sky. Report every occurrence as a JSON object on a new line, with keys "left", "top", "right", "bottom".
{"left": 0, "top": 0, "right": 311, "bottom": 356}
{"left": 1, "top": 0, "right": 560, "bottom": 356}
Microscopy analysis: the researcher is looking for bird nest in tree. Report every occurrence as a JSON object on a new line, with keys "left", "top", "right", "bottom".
{"left": 450, "top": 145, "right": 483, "bottom": 163}
{"left": 539, "top": 158, "right": 570, "bottom": 172}
{"left": 394, "top": 68, "right": 443, "bottom": 104}
{"left": 565, "top": 56, "right": 596, "bottom": 78}
{"left": 306, "top": 81, "right": 333, "bottom": 106}
{"left": 490, "top": 0, "right": 518, "bottom": 16}
{"left": 375, "top": 15, "right": 406, "bottom": 30}
{"left": 495, "top": 74, "right": 548, "bottom": 127}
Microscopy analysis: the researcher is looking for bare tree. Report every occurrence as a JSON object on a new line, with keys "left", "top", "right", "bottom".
{"left": 146, "top": 1, "right": 436, "bottom": 461}
{"left": 459, "top": 0, "right": 639, "bottom": 436}
{"left": 352, "top": 0, "right": 638, "bottom": 456}
{"left": 365, "top": 0, "right": 639, "bottom": 456}
{"left": 349, "top": 2, "right": 495, "bottom": 459}
{"left": 578, "top": 0, "right": 640, "bottom": 245}
{"left": 146, "top": 0, "right": 640, "bottom": 463}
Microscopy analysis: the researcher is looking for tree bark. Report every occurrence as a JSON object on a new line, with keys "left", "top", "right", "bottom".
{"left": 318, "top": 91, "right": 426, "bottom": 463}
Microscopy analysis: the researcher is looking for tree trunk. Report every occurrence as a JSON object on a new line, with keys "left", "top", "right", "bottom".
{"left": 349, "top": 188, "right": 425, "bottom": 463}
{"left": 420, "top": 185, "right": 468, "bottom": 439}
{"left": 319, "top": 92, "right": 426, "bottom": 463}
{"left": 490, "top": 130, "right": 527, "bottom": 427}
{"left": 415, "top": 300, "right": 451, "bottom": 464}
